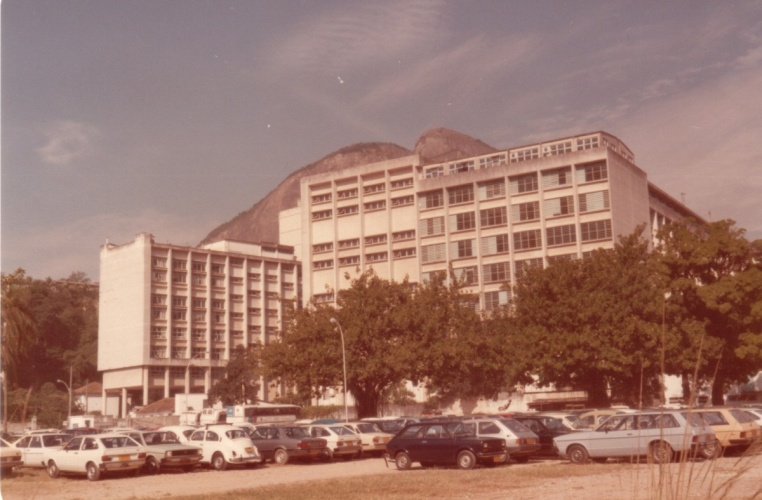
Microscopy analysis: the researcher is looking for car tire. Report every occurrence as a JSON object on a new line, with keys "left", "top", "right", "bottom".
{"left": 319, "top": 450, "right": 333, "bottom": 462}
{"left": 273, "top": 449, "right": 289, "bottom": 465}
{"left": 86, "top": 462, "right": 101, "bottom": 481}
{"left": 211, "top": 452, "right": 228, "bottom": 471}
{"left": 47, "top": 460, "right": 60, "bottom": 479}
{"left": 648, "top": 441, "right": 673, "bottom": 464}
{"left": 703, "top": 440, "right": 722, "bottom": 459}
{"left": 456, "top": 450, "right": 476, "bottom": 470}
{"left": 513, "top": 456, "right": 530, "bottom": 464}
{"left": 395, "top": 451, "right": 412, "bottom": 470}
{"left": 568, "top": 445, "right": 589, "bottom": 465}
{"left": 145, "top": 456, "right": 159, "bottom": 475}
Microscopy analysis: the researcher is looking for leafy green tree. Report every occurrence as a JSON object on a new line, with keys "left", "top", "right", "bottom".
{"left": 208, "top": 345, "right": 262, "bottom": 406}
{"left": 658, "top": 219, "right": 762, "bottom": 404}
{"left": 509, "top": 228, "right": 663, "bottom": 407}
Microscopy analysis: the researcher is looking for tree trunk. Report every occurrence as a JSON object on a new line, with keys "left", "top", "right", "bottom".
{"left": 20, "top": 386, "right": 33, "bottom": 426}
{"left": 681, "top": 372, "right": 692, "bottom": 405}
{"left": 711, "top": 376, "right": 726, "bottom": 406}
{"left": 352, "top": 386, "right": 382, "bottom": 419}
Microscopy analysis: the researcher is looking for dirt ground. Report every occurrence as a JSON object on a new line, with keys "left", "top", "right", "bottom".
{"left": 1, "top": 454, "right": 760, "bottom": 500}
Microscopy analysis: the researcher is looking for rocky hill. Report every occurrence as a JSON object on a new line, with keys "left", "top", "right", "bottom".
{"left": 199, "top": 128, "right": 498, "bottom": 246}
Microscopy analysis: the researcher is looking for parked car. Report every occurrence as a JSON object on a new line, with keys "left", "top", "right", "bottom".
{"left": 512, "top": 415, "right": 572, "bottom": 456}
{"left": 117, "top": 430, "right": 202, "bottom": 474}
{"left": 463, "top": 418, "right": 540, "bottom": 463}
{"left": 44, "top": 433, "right": 146, "bottom": 481}
{"left": 303, "top": 424, "right": 362, "bottom": 461}
{"left": 578, "top": 409, "right": 629, "bottom": 430}
{"left": 361, "top": 417, "right": 417, "bottom": 434}
{"left": 246, "top": 425, "right": 327, "bottom": 464}
{"left": 1, "top": 438, "right": 23, "bottom": 475}
{"left": 684, "top": 407, "right": 761, "bottom": 458}
{"left": 386, "top": 420, "right": 506, "bottom": 470}
{"left": 553, "top": 410, "right": 715, "bottom": 464}
{"left": 13, "top": 433, "right": 70, "bottom": 468}
{"left": 539, "top": 412, "right": 588, "bottom": 431}
{"left": 342, "top": 422, "right": 392, "bottom": 456}
{"left": 158, "top": 425, "right": 198, "bottom": 445}
{"left": 188, "top": 425, "right": 261, "bottom": 470}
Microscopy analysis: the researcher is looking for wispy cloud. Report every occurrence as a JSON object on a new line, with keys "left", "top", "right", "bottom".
{"left": 36, "top": 120, "right": 98, "bottom": 167}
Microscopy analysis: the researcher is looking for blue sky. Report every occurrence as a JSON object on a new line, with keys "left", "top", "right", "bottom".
{"left": 3, "top": 0, "right": 762, "bottom": 280}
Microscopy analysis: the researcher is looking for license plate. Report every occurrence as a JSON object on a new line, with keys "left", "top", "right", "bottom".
{"left": 494, "top": 455, "right": 506, "bottom": 463}
{"left": 118, "top": 455, "right": 130, "bottom": 462}
{"left": 528, "top": 439, "right": 537, "bottom": 445}
{"left": 245, "top": 447, "right": 254, "bottom": 454}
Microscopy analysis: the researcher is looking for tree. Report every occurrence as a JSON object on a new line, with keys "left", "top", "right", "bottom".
{"left": 658, "top": 219, "right": 762, "bottom": 404}
{"left": 208, "top": 345, "right": 262, "bottom": 406}
{"left": 509, "top": 228, "right": 664, "bottom": 407}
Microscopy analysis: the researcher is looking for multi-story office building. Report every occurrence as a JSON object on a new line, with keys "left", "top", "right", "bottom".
{"left": 280, "top": 131, "right": 701, "bottom": 307}
{"left": 98, "top": 233, "right": 299, "bottom": 417}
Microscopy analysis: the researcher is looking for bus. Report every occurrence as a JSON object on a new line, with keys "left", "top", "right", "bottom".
{"left": 226, "top": 403, "right": 301, "bottom": 424}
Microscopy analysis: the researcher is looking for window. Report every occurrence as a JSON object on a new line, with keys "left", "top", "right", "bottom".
{"left": 482, "top": 262, "right": 511, "bottom": 284}
{"left": 453, "top": 266, "right": 478, "bottom": 285}
{"left": 311, "top": 193, "right": 331, "bottom": 204}
{"left": 515, "top": 258, "right": 543, "bottom": 278}
{"left": 421, "top": 243, "right": 446, "bottom": 263}
{"left": 546, "top": 225, "right": 577, "bottom": 246}
{"left": 478, "top": 179, "right": 506, "bottom": 200}
{"left": 231, "top": 312, "right": 244, "bottom": 320}
{"left": 577, "top": 136, "right": 600, "bottom": 150}
{"left": 484, "top": 290, "right": 510, "bottom": 311}
{"left": 364, "top": 200, "right": 386, "bottom": 211}
{"left": 248, "top": 272, "right": 261, "bottom": 281}
{"left": 312, "top": 242, "right": 333, "bottom": 253}
{"left": 212, "top": 330, "right": 224, "bottom": 341}
{"left": 450, "top": 239, "right": 475, "bottom": 259}
{"left": 511, "top": 201, "right": 540, "bottom": 223}
{"left": 192, "top": 274, "right": 205, "bottom": 286}
{"left": 390, "top": 178, "right": 413, "bottom": 189}
{"left": 337, "top": 205, "right": 359, "bottom": 216}
{"left": 449, "top": 160, "right": 475, "bottom": 174}
{"left": 172, "top": 259, "right": 187, "bottom": 270}
{"left": 481, "top": 234, "right": 510, "bottom": 255}
{"left": 509, "top": 174, "right": 538, "bottom": 194}
{"left": 152, "top": 257, "right": 167, "bottom": 268}
{"left": 172, "top": 348, "right": 186, "bottom": 359}
{"left": 152, "top": 294, "right": 167, "bottom": 305}
{"left": 365, "top": 252, "right": 388, "bottom": 263}
{"left": 419, "top": 216, "right": 445, "bottom": 236}
{"left": 172, "top": 310, "right": 186, "bottom": 321}
{"left": 153, "top": 271, "right": 167, "bottom": 282}
{"left": 365, "top": 234, "right": 387, "bottom": 245}
{"left": 172, "top": 296, "right": 186, "bottom": 307}
{"left": 249, "top": 307, "right": 261, "bottom": 316}
{"left": 579, "top": 190, "right": 610, "bottom": 213}
{"left": 479, "top": 154, "right": 506, "bottom": 169}
{"left": 542, "top": 167, "right": 572, "bottom": 189}
{"left": 151, "top": 348, "right": 167, "bottom": 359}
{"left": 313, "top": 259, "right": 333, "bottom": 270}
{"left": 480, "top": 207, "right": 507, "bottom": 227}
{"left": 152, "top": 309, "right": 166, "bottom": 320}
{"left": 392, "top": 230, "right": 415, "bottom": 241}
{"left": 577, "top": 161, "right": 608, "bottom": 183}
{"left": 172, "top": 273, "right": 186, "bottom": 284}
{"left": 547, "top": 254, "right": 576, "bottom": 265}
{"left": 312, "top": 209, "right": 332, "bottom": 221}
{"left": 418, "top": 190, "right": 444, "bottom": 210}
{"left": 338, "top": 238, "right": 360, "bottom": 249}
{"left": 337, "top": 188, "right": 358, "bottom": 199}
{"left": 192, "top": 310, "right": 205, "bottom": 321}
{"left": 191, "top": 329, "right": 205, "bottom": 340}
{"left": 448, "top": 185, "right": 474, "bottom": 205}
{"left": 363, "top": 183, "right": 385, "bottom": 195}
{"left": 514, "top": 229, "right": 542, "bottom": 251}
{"left": 151, "top": 326, "right": 167, "bottom": 339}
{"left": 425, "top": 165, "right": 444, "bottom": 178}
{"left": 338, "top": 256, "right": 360, "bottom": 266}
{"left": 510, "top": 148, "right": 539, "bottom": 162}
{"left": 313, "top": 293, "right": 335, "bottom": 303}
{"left": 449, "top": 212, "right": 476, "bottom": 232}
{"left": 581, "top": 219, "right": 612, "bottom": 242}
{"left": 391, "top": 195, "right": 414, "bottom": 207}
{"left": 192, "top": 261, "right": 206, "bottom": 272}
{"left": 393, "top": 248, "right": 416, "bottom": 259}
{"left": 544, "top": 195, "right": 575, "bottom": 218}
{"left": 544, "top": 141, "right": 572, "bottom": 156}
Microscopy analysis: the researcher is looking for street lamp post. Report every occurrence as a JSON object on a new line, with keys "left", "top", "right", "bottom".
{"left": 56, "top": 379, "right": 72, "bottom": 420}
{"left": 329, "top": 318, "right": 349, "bottom": 422}
{"left": 186, "top": 351, "right": 208, "bottom": 411}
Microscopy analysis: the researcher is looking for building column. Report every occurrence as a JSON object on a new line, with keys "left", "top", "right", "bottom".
{"left": 164, "top": 368, "right": 170, "bottom": 398}
{"left": 121, "top": 387, "right": 128, "bottom": 418}
{"left": 143, "top": 374, "right": 149, "bottom": 407}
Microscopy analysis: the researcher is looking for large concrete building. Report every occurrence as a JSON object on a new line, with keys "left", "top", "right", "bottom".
{"left": 280, "top": 130, "right": 701, "bottom": 308}
{"left": 98, "top": 233, "right": 299, "bottom": 417}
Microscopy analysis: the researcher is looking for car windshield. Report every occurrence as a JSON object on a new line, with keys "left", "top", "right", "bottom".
{"left": 445, "top": 422, "right": 475, "bottom": 437}
{"left": 42, "top": 435, "right": 68, "bottom": 447}
{"left": 283, "top": 427, "right": 309, "bottom": 438}
{"left": 681, "top": 412, "right": 705, "bottom": 427}
{"left": 564, "top": 415, "right": 586, "bottom": 429}
{"left": 144, "top": 432, "right": 179, "bottom": 444}
{"left": 100, "top": 436, "right": 139, "bottom": 448}
{"left": 330, "top": 426, "right": 355, "bottom": 436}
{"left": 225, "top": 429, "right": 248, "bottom": 440}
{"left": 500, "top": 419, "right": 532, "bottom": 433}
{"left": 354, "top": 423, "right": 378, "bottom": 433}
{"left": 541, "top": 418, "right": 567, "bottom": 431}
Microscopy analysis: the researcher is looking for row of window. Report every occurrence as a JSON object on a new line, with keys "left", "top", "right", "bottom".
{"left": 311, "top": 177, "right": 415, "bottom": 205}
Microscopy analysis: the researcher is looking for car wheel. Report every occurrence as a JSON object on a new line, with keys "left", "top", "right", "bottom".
{"left": 648, "top": 441, "right": 673, "bottom": 464}
{"left": 456, "top": 450, "right": 476, "bottom": 470}
{"left": 211, "top": 452, "right": 228, "bottom": 471}
{"left": 86, "top": 462, "right": 101, "bottom": 481}
{"left": 319, "top": 450, "right": 333, "bottom": 462}
{"left": 273, "top": 449, "right": 289, "bottom": 465}
{"left": 395, "top": 451, "right": 412, "bottom": 470}
{"left": 703, "top": 440, "right": 722, "bottom": 459}
{"left": 144, "top": 456, "right": 159, "bottom": 475}
{"left": 47, "top": 460, "right": 60, "bottom": 479}
{"left": 568, "top": 445, "right": 589, "bottom": 465}
{"left": 513, "top": 456, "right": 530, "bottom": 464}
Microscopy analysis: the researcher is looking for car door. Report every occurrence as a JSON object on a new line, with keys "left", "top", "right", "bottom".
{"left": 24, "top": 436, "right": 44, "bottom": 467}
{"left": 251, "top": 428, "right": 276, "bottom": 459}
{"left": 189, "top": 430, "right": 208, "bottom": 461}
{"left": 591, "top": 415, "right": 640, "bottom": 457}
{"left": 56, "top": 437, "right": 84, "bottom": 471}
{"left": 14, "top": 436, "right": 32, "bottom": 465}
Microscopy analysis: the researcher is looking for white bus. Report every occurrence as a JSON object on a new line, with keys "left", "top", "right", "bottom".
{"left": 225, "top": 403, "right": 301, "bottom": 424}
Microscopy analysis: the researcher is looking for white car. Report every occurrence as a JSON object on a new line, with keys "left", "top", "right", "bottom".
{"left": 13, "top": 433, "right": 70, "bottom": 468}
{"left": 341, "top": 422, "right": 391, "bottom": 456}
{"left": 304, "top": 424, "right": 362, "bottom": 460}
{"left": 44, "top": 433, "right": 146, "bottom": 481}
{"left": 188, "top": 425, "right": 262, "bottom": 470}
{"left": 1, "top": 438, "right": 24, "bottom": 474}
{"left": 158, "top": 425, "right": 199, "bottom": 444}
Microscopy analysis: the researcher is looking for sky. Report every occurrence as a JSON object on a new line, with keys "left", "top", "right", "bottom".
{"left": 3, "top": 0, "right": 762, "bottom": 281}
